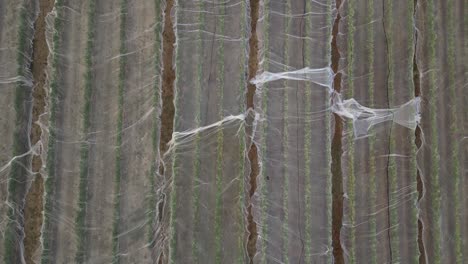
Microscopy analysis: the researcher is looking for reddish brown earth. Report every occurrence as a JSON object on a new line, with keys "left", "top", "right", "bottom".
{"left": 160, "top": 0, "right": 175, "bottom": 158}
{"left": 246, "top": 0, "right": 260, "bottom": 262}
{"left": 17, "top": 0, "right": 459, "bottom": 262}
{"left": 331, "top": 0, "right": 344, "bottom": 263}
{"left": 412, "top": 0, "right": 426, "bottom": 258}
{"left": 24, "top": 0, "right": 54, "bottom": 262}
{"left": 159, "top": 0, "right": 175, "bottom": 264}
{"left": 158, "top": 0, "right": 175, "bottom": 262}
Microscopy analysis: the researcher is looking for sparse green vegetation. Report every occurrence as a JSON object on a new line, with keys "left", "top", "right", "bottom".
{"left": 281, "top": 1, "right": 291, "bottom": 262}
{"left": 303, "top": 1, "right": 313, "bottom": 261}
{"left": 259, "top": 0, "right": 271, "bottom": 262}
{"left": 384, "top": 1, "right": 401, "bottom": 261}
{"left": 111, "top": 0, "right": 127, "bottom": 262}
{"left": 41, "top": 0, "right": 64, "bottom": 262}
{"left": 214, "top": 3, "right": 226, "bottom": 262}
{"left": 346, "top": 1, "right": 356, "bottom": 262}
{"left": 74, "top": 0, "right": 97, "bottom": 262}
{"left": 4, "top": 2, "right": 36, "bottom": 262}
{"left": 426, "top": 0, "right": 441, "bottom": 262}
{"left": 235, "top": 1, "right": 248, "bottom": 263}
{"left": 189, "top": 1, "right": 205, "bottom": 262}
{"left": 0, "top": 0, "right": 464, "bottom": 262}
{"left": 366, "top": 0, "right": 377, "bottom": 262}
{"left": 147, "top": 0, "right": 163, "bottom": 246}
{"left": 447, "top": 0, "right": 461, "bottom": 262}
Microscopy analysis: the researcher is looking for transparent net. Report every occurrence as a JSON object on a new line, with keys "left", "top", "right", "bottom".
{"left": 0, "top": 0, "right": 38, "bottom": 263}
{"left": 40, "top": 0, "right": 163, "bottom": 263}
{"left": 160, "top": 0, "right": 250, "bottom": 263}
{"left": 0, "top": 0, "right": 466, "bottom": 263}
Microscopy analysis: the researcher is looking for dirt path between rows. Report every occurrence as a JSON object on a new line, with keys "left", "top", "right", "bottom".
{"left": 246, "top": 0, "right": 259, "bottom": 262}
{"left": 159, "top": 0, "right": 175, "bottom": 159}
{"left": 331, "top": 0, "right": 344, "bottom": 263}
{"left": 156, "top": 0, "right": 174, "bottom": 262}
{"left": 412, "top": 0, "right": 425, "bottom": 261}
{"left": 24, "top": 0, "right": 54, "bottom": 262}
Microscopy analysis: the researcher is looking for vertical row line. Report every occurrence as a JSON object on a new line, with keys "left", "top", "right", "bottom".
{"left": 168, "top": 0, "right": 179, "bottom": 257}
{"left": 74, "top": 0, "right": 96, "bottom": 262}
{"left": 246, "top": 0, "right": 260, "bottom": 261}
{"left": 236, "top": 1, "right": 248, "bottom": 262}
{"left": 214, "top": 2, "right": 226, "bottom": 262}
{"left": 412, "top": 0, "right": 426, "bottom": 261}
{"left": 111, "top": 0, "right": 127, "bottom": 262}
{"left": 149, "top": 0, "right": 163, "bottom": 247}
{"left": 4, "top": 0, "right": 36, "bottom": 262}
{"left": 382, "top": 0, "right": 394, "bottom": 261}
{"left": 427, "top": 0, "right": 441, "bottom": 261}
{"left": 281, "top": 0, "right": 291, "bottom": 262}
{"left": 189, "top": 0, "right": 205, "bottom": 261}
{"left": 405, "top": 0, "right": 420, "bottom": 262}
{"left": 325, "top": 1, "right": 333, "bottom": 263}
{"left": 303, "top": 0, "right": 313, "bottom": 261}
{"left": 259, "top": 0, "right": 271, "bottom": 261}
{"left": 330, "top": 0, "right": 344, "bottom": 261}
{"left": 41, "top": 0, "right": 63, "bottom": 262}
{"left": 160, "top": 0, "right": 175, "bottom": 261}
{"left": 346, "top": 0, "right": 356, "bottom": 262}
{"left": 447, "top": 0, "right": 462, "bottom": 261}
{"left": 384, "top": 0, "right": 400, "bottom": 261}
{"left": 366, "top": 0, "right": 377, "bottom": 262}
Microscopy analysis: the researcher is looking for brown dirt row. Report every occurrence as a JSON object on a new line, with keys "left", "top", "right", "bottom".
{"left": 246, "top": 0, "right": 259, "bottom": 262}
{"left": 22, "top": 0, "right": 421, "bottom": 263}
{"left": 159, "top": 0, "right": 175, "bottom": 158}
{"left": 413, "top": 0, "right": 425, "bottom": 261}
{"left": 331, "top": 0, "right": 344, "bottom": 263}
{"left": 158, "top": 0, "right": 175, "bottom": 262}
{"left": 24, "top": 0, "right": 54, "bottom": 263}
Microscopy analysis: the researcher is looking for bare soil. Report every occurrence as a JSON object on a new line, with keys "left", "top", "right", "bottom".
{"left": 159, "top": 0, "right": 175, "bottom": 157}
{"left": 158, "top": 0, "right": 175, "bottom": 262}
{"left": 331, "top": 0, "right": 344, "bottom": 263}
{"left": 246, "top": 0, "right": 259, "bottom": 262}
{"left": 412, "top": 3, "right": 426, "bottom": 259}
{"left": 16, "top": 0, "right": 439, "bottom": 263}
{"left": 24, "top": 0, "right": 54, "bottom": 263}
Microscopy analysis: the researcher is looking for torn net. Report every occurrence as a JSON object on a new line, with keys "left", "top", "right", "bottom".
{"left": 0, "top": 0, "right": 466, "bottom": 263}
{"left": 160, "top": 0, "right": 250, "bottom": 263}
